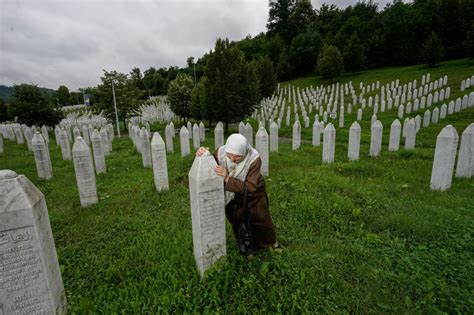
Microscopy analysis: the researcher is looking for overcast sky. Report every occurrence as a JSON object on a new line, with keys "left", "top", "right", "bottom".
{"left": 0, "top": 0, "right": 395, "bottom": 91}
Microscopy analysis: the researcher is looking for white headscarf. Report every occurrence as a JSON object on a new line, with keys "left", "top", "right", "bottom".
{"left": 218, "top": 133, "right": 259, "bottom": 205}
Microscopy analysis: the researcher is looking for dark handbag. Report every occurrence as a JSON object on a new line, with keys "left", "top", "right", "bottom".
{"left": 238, "top": 184, "right": 253, "bottom": 256}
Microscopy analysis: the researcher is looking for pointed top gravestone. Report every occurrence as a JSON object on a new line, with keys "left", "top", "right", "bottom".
{"left": 455, "top": 123, "right": 474, "bottom": 178}
{"left": 0, "top": 170, "right": 67, "bottom": 314}
{"left": 188, "top": 151, "right": 226, "bottom": 277}
{"left": 323, "top": 123, "right": 336, "bottom": 163}
{"left": 430, "top": 125, "right": 459, "bottom": 191}
{"left": 369, "top": 120, "right": 383, "bottom": 157}
{"left": 389, "top": 119, "right": 401, "bottom": 151}
{"left": 32, "top": 132, "right": 53, "bottom": 180}
{"left": 214, "top": 122, "right": 224, "bottom": 150}
{"left": 193, "top": 123, "right": 201, "bottom": 149}
{"left": 180, "top": 126, "right": 190, "bottom": 157}
{"left": 270, "top": 121, "right": 279, "bottom": 152}
{"left": 348, "top": 121, "right": 361, "bottom": 161}
{"left": 91, "top": 129, "right": 106, "bottom": 174}
{"left": 151, "top": 132, "right": 169, "bottom": 191}
{"left": 72, "top": 137, "right": 98, "bottom": 207}
{"left": 256, "top": 126, "right": 269, "bottom": 176}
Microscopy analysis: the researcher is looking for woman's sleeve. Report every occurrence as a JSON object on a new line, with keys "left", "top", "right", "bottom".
{"left": 225, "top": 158, "right": 262, "bottom": 193}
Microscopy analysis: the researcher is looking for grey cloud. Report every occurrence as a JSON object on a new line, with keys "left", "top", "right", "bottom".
{"left": 0, "top": 0, "right": 398, "bottom": 91}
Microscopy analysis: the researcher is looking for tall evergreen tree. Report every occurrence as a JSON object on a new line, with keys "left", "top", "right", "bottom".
{"left": 343, "top": 32, "right": 365, "bottom": 72}
{"left": 255, "top": 56, "right": 277, "bottom": 99}
{"left": 203, "top": 38, "right": 259, "bottom": 131}
{"left": 315, "top": 45, "right": 344, "bottom": 79}
{"left": 167, "top": 73, "right": 194, "bottom": 120}
{"left": 56, "top": 85, "right": 70, "bottom": 106}
{"left": 420, "top": 32, "right": 446, "bottom": 68}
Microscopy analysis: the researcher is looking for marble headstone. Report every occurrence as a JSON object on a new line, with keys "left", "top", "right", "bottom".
{"left": 32, "top": 132, "right": 53, "bottom": 180}
{"left": 151, "top": 132, "right": 169, "bottom": 191}
{"left": 430, "top": 125, "right": 458, "bottom": 191}
{"left": 0, "top": 170, "right": 67, "bottom": 314}
{"left": 72, "top": 137, "right": 98, "bottom": 207}
{"left": 188, "top": 152, "right": 226, "bottom": 277}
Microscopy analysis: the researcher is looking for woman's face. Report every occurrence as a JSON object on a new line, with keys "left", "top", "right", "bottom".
{"left": 226, "top": 152, "right": 244, "bottom": 164}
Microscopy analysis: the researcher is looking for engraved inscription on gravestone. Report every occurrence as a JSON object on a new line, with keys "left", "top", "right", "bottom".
{"left": 0, "top": 170, "right": 66, "bottom": 315}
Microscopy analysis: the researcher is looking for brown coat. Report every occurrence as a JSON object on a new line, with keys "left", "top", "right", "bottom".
{"left": 214, "top": 152, "right": 276, "bottom": 250}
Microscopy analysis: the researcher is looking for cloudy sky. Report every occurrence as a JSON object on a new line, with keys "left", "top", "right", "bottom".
{"left": 0, "top": 0, "right": 395, "bottom": 91}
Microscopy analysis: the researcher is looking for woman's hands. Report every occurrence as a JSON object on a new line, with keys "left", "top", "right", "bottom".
{"left": 195, "top": 147, "right": 209, "bottom": 157}
{"left": 196, "top": 147, "right": 229, "bottom": 183}
{"left": 214, "top": 165, "right": 229, "bottom": 183}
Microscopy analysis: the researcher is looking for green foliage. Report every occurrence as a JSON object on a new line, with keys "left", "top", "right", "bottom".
{"left": 254, "top": 56, "right": 277, "bottom": 99}
{"left": 316, "top": 45, "right": 344, "bottom": 79}
{"left": 56, "top": 85, "right": 70, "bottom": 106}
{"left": 92, "top": 70, "right": 144, "bottom": 124}
{"left": 203, "top": 38, "right": 259, "bottom": 129}
{"left": 167, "top": 73, "right": 194, "bottom": 120}
{"left": 463, "top": 22, "right": 474, "bottom": 59}
{"left": 0, "top": 98, "right": 10, "bottom": 122}
{"left": 420, "top": 32, "right": 446, "bottom": 68}
{"left": 8, "top": 84, "right": 62, "bottom": 126}
{"left": 343, "top": 32, "right": 365, "bottom": 72}
{"left": 288, "top": 29, "right": 323, "bottom": 77}
{"left": 276, "top": 48, "right": 292, "bottom": 81}
{"left": 191, "top": 76, "right": 207, "bottom": 120}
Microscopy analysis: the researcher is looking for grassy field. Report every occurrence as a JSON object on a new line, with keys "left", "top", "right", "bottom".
{"left": 1, "top": 59, "right": 473, "bottom": 313}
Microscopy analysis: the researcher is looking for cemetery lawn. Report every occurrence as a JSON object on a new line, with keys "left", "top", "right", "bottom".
{"left": 2, "top": 58, "right": 474, "bottom": 313}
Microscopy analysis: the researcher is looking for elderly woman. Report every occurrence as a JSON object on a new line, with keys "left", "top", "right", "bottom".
{"left": 196, "top": 133, "right": 279, "bottom": 256}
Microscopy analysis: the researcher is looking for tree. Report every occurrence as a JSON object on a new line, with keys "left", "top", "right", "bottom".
{"left": 93, "top": 70, "right": 144, "bottom": 128}
{"left": 463, "top": 23, "right": 474, "bottom": 59}
{"left": 255, "top": 56, "right": 277, "bottom": 99}
{"left": 57, "top": 85, "right": 70, "bottom": 106}
{"left": 203, "top": 38, "right": 259, "bottom": 131}
{"left": 8, "top": 84, "right": 62, "bottom": 126}
{"left": 276, "top": 48, "right": 292, "bottom": 81}
{"left": 0, "top": 98, "right": 10, "bottom": 122}
{"left": 167, "top": 73, "right": 194, "bottom": 120}
{"left": 267, "top": 0, "right": 295, "bottom": 43}
{"left": 315, "top": 45, "right": 344, "bottom": 79}
{"left": 343, "top": 32, "right": 365, "bottom": 72}
{"left": 191, "top": 76, "right": 208, "bottom": 120}
{"left": 288, "top": 29, "right": 323, "bottom": 77}
{"left": 420, "top": 32, "right": 446, "bottom": 68}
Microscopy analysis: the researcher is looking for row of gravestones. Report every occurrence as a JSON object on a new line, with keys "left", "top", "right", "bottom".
{"left": 254, "top": 73, "right": 451, "bottom": 125}
{"left": 460, "top": 75, "right": 474, "bottom": 91}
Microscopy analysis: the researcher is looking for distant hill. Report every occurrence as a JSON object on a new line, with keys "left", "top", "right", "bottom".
{"left": 0, "top": 84, "right": 56, "bottom": 102}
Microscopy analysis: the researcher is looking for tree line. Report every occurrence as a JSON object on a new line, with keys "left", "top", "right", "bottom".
{"left": 2, "top": 0, "right": 473, "bottom": 127}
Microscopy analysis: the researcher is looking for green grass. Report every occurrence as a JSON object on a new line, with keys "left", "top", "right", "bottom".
{"left": 1, "top": 59, "right": 473, "bottom": 313}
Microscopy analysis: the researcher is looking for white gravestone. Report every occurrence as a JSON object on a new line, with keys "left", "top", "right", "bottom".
{"left": 357, "top": 108, "right": 362, "bottom": 121}
{"left": 398, "top": 105, "right": 405, "bottom": 119}
{"left": 348, "top": 122, "right": 361, "bottom": 161}
{"left": 59, "top": 130, "right": 71, "bottom": 161}
{"left": 389, "top": 119, "right": 401, "bottom": 151}
{"left": 245, "top": 123, "right": 253, "bottom": 147}
{"left": 100, "top": 128, "right": 110, "bottom": 156}
{"left": 193, "top": 124, "right": 201, "bottom": 149}
{"left": 187, "top": 121, "right": 193, "bottom": 139}
{"left": 91, "top": 129, "right": 106, "bottom": 174}
{"left": 73, "top": 127, "right": 81, "bottom": 139}
{"left": 188, "top": 152, "right": 226, "bottom": 277}
{"left": 199, "top": 121, "right": 205, "bottom": 142}
{"left": 312, "top": 121, "right": 321, "bottom": 146}
{"left": 41, "top": 125, "right": 49, "bottom": 144}
{"left": 440, "top": 103, "right": 447, "bottom": 119}
{"left": 72, "top": 137, "right": 98, "bottom": 207}
{"left": 322, "top": 123, "right": 336, "bottom": 163}
{"left": 151, "top": 132, "right": 169, "bottom": 191}
{"left": 140, "top": 129, "right": 152, "bottom": 168}
{"left": 292, "top": 120, "right": 301, "bottom": 150}
{"left": 0, "top": 170, "right": 67, "bottom": 315}
{"left": 180, "top": 126, "right": 190, "bottom": 157}
{"left": 404, "top": 119, "right": 416, "bottom": 150}
{"left": 265, "top": 118, "right": 277, "bottom": 152}
{"left": 423, "top": 110, "right": 431, "bottom": 128}
{"left": 214, "top": 123, "right": 224, "bottom": 150}
{"left": 32, "top": 132, "right": 53, "bottom": 180}
{"left": 455, "top": 123, "right": 474, "bottom": 178}
{"left": 432, "top": 107, "right": 439, "bottom": 124}
{"left": 256, "top": 127, "right": 269, "bottom": 176}
{"left": 82, "top": 125, "right": 90, "bottom": 146}
{"left": 430, "top": 125, "right": 459, "bottom": 191}
{"left": 165, "top": 124, "right": 174, "bottom": 153}
{"left": 369, "top": 120, "right": 383, "bottom": 157}
{"left": 24, "top": 128, "right": 33, "bottom": 151}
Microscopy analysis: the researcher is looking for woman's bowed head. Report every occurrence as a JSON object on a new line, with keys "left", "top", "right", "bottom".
{"left": 195, "top": 133, "right": 280, "bottom": 258}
